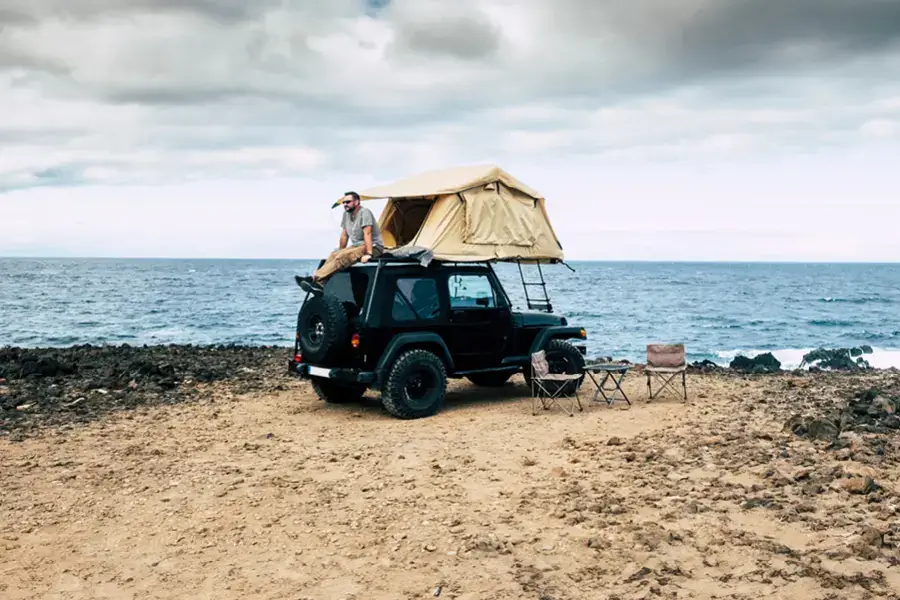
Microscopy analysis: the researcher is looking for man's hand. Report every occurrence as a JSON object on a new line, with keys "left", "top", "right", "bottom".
{"left": 360, "top": 253, "right": 371, "bottom": 263}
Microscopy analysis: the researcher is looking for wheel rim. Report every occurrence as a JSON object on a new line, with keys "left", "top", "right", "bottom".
{"left": 404, "top": 368, "right": 436, "bottom": 409}
{"left": 305, "top": 315, "right": 325, "bottom": 349}
{"left": 548, "top": 353, "right": 572, "bottom": 373}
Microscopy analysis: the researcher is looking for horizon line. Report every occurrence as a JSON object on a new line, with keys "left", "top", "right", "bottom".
{"left": 2, "top": 255, "right": 899, "bottom": 265}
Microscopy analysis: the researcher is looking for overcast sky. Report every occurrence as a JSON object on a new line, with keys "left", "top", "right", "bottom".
{"left": 2, "top": 0, "right": 900, "bottom": 261}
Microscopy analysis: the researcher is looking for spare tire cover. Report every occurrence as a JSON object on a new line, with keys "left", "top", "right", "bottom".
{"left": 297, "top": 294, "right": 349, "bottom": 364}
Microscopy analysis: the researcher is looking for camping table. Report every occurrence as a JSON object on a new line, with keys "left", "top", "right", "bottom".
{"left": 584, "top": 363, "right": 632, "bottom": 406}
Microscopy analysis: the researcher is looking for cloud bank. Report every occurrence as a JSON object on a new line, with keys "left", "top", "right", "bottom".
{"left": 2, "top": 0, "right": 899, "bottom": 259}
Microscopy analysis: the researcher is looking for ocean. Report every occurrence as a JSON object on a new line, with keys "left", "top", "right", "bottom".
{"left": 2, "top": 258, "right": 899, "bottom": 369}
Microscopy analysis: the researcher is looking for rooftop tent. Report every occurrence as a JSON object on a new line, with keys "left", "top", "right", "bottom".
{"left": 339, "top": 164, "right": 565, "bottom": 263}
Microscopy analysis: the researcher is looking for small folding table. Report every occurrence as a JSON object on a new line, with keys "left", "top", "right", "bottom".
{"left": 584, "top": 362, "right": 632, "bottom": 406}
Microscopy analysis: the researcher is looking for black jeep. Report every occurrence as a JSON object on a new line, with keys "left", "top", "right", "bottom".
{"left": 288, "top": 257, "right": 587, "bottom": 419}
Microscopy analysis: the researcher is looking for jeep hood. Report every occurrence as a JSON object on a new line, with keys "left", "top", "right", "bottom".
{"left": 513, "top": 310, "right": 567, "bottom": 328}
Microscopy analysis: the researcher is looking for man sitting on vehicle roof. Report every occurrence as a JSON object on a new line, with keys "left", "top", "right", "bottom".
{"left": 296, "top": 191, "right": 384, "bottom": 295}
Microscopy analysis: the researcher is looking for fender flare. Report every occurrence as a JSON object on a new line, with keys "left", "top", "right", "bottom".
{"left": 374, "top": 333, "right": 455, "bottom": 388}
{"left": 529, "top": 326, "right": 587, "bottom": 355}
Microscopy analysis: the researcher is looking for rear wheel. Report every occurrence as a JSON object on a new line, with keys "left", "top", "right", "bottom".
{"left": 524, "top": 339, "right": 585, "bottom": 394}
{"left": 311, "top": 378, "right": 367, "bottom": 404}
{"left": 381, "top": 349, "right": 447, "bottom": 419}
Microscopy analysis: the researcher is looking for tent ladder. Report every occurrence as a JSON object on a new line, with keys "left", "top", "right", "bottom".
{"left": 516, "top": 260, "right": 553, "bottom": 313}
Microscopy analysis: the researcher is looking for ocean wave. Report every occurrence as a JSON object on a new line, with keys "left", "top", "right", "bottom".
{"left": 818, "top": 297, "right": 894, "bottom": 304}
{"left": 837, "top": 330, "right": 900, "bottom": 342}
{"left": 808, "top": 319, "right": 857, "bottom": 327}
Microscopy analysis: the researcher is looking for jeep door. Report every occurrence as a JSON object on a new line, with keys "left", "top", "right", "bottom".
{"left": 443, "top": 271, "right": 512, "bottom": 371}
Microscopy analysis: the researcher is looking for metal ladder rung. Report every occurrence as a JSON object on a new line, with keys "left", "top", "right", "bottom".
{"left": 517, "top": 260, "right": 552, "bottom": 313}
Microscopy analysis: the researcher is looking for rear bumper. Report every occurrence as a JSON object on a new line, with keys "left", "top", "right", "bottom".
{"left": 288, "top": 360, "right": 375, "bottom": 384}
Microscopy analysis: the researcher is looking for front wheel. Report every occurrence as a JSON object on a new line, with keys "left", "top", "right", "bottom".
{"left": 381, "top": 349, "right": 447, "bottom": 419}
{"left": 524, "top": 339, "right": 585, "bottom": 394}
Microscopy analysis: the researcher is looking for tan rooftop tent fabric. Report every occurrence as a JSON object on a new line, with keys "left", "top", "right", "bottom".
{"left": 334, "top": 165, "right": 565, "bottom": 263}
{"left": 351, "top": 164, "right": 544, "bottom": 201}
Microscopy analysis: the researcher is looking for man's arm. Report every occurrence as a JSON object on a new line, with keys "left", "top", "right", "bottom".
{"left": 360, "top": 208, "right": 376, "bottom": 262}
{"left": 338, "top": 228, "right": 348, "bottom": 249}
{"left": 363, "top": 226, "right": 373, "bottom": 255}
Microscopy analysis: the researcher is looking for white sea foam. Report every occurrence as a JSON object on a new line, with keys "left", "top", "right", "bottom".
{"left": 714, "top": 347, "right": 900, "bottom": 370}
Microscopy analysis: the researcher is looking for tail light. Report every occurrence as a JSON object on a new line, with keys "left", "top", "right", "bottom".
{"left": 293, "top": 353, "right": 303, "bottom": 363}
{"left": 351, "top": 333, "right": 360, "bottom": 348}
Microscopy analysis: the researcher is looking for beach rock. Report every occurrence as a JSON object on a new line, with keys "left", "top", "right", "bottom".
{"left": 850, "top": 527, "right": 886, "bottom": 559}
{"left": 800, "top": 347, "right": 873, "bottom": 371}
{"left": 839, "top": 388, "right": 900, "bottom": 434}
{"left": 835, "top": 476, "right": 877, "bottom": 495}
{"left": 729, "top": 353, "right": 781, "bottom": 374}
{"left": 808, "top": 419, "right": 840, "bottom": 441}
{"left": 857, "top": 527, "right": 885, "bottom": 547}
{"left": 688, "top": 360, "right": 722, "bottom": 373}
{"left": 870, "top": 396, "right": 895, "bottom": 415}
{"left": 784, "top": 415, "right": 839, "bottom": 442}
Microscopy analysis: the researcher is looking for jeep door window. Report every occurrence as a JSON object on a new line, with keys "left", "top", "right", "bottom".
{"left": 392, "top": 277, "right": 441, "bottom": 322}
{"left": 448, "top": 273, "right": 497, "bottom": 308}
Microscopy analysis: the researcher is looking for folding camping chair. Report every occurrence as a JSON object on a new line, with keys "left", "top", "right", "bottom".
{"left": 645, "top": 343, "right": 688, "bottom": 401}
{"left": 530, "top": 350, "right": 584, "bottom": 416}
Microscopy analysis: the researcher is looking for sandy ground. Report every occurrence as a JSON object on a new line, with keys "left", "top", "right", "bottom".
{"left": 2, "top": 370, "right": 899, "bottom": 600}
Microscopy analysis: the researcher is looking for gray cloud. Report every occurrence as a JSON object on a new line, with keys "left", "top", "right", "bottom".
{"left": 672, "top": 0, "right": 900, "bottom": 72}
{"left": 503, "top": 0, "right": 900, "bottom": 100}
{"left": 0, "top": 0, "right": 898, "bottom": 193}
{"left": 387, "top": 3, "right": 501, "bottom": 61}
{"left": 102, "top": 85, "right": 263, "bottom": 106}
{"left": 0, "top": 0, "right": 281, "bottom": 23}
{"left": 393, "top": 19, "right": 499, "bottom": 60}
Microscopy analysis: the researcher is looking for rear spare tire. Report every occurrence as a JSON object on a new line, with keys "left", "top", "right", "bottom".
{"left": 297, "top": 294, "right": 348, "bottom": 364}
{"left": 381, "top": 349, "right": 447, "bottom": 419}
{"left": 311, "top": 378, "right": 367, "bottom": 404}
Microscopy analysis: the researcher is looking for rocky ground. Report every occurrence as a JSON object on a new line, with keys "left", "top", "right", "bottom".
{"left": 1, "top": 346, "right": 899, "bottom": 600}
{"left": 0, "top": 344, "right": 290, "bottom": 436}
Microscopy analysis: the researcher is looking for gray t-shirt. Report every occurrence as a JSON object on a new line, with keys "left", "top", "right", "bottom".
{"left": 341, "top": 206, "right": 384, "bottom": 250}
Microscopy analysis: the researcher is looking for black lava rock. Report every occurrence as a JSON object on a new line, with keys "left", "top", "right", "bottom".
{"left": 729, "top": 353, "right": 782, "bottom": 374}
{"left": 0, "top": 344, "right": 293, "bottom": 436}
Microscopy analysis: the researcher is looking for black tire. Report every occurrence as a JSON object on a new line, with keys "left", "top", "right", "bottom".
{"left": 381, "top": 349, "right": 447, "bottom": 419}
{"left": 297, "top": 294, "right": 348, "bottom": 365}
{"left": 466, "top": 371, "right": 515, "bottom": 387}
{"left": 311, "top": 378, "right": 367, "bottom": 404}
{"left": 524, "top": 339, "right": 585, "bottom": 395}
